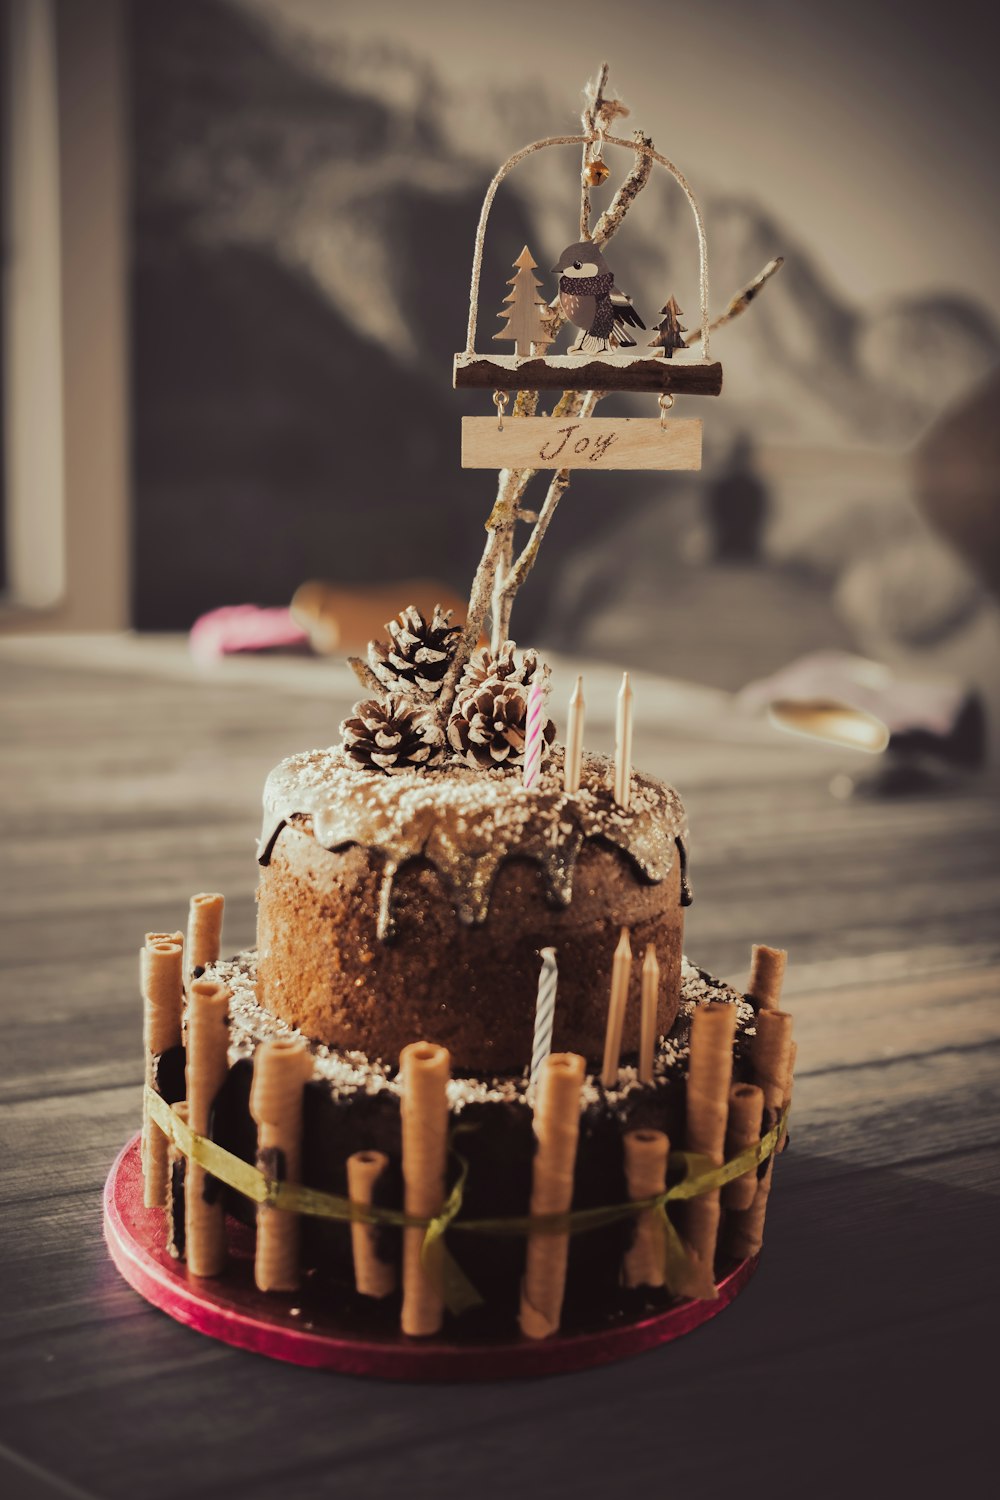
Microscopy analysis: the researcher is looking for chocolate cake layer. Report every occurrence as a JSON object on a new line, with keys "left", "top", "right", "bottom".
{"left": 256, "top": 747, "right": 689, "bottom": 1069}
{"left": 205, "top": 953, "right": 759, "bottom": 1335}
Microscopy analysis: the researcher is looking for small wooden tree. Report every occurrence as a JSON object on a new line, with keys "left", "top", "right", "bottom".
{"left": 493, "top": 246, "right": 554, "bottom": 358}
{"left": 649, "top": 296, "right": 688, "bottom": 358}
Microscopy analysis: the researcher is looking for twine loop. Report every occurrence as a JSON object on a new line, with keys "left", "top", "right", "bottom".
{"left": 464, "top": 133, "right": 712, "bottom": 359}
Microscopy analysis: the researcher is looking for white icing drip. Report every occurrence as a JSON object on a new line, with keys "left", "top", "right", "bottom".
{"left": 258, "top": 744, "right": 690, "bottom": 937}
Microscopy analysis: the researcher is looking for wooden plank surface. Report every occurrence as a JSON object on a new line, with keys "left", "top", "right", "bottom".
{"left": 0, "top": 639, "right": 998, "bottom": 1499}
{"left": 461, "top": 416, "right": 702, "bottom": 471}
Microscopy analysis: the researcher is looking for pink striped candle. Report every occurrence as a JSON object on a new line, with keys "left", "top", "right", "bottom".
{"left": 523, "top": 679, "right": 545, "bottom": 789}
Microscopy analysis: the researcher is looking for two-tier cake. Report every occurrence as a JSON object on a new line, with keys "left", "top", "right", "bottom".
{"left": 128, "top": 617, "right": 795, "bottom": 1356}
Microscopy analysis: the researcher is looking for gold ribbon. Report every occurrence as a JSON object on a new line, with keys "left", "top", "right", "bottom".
{"left": 145, "top": 1086, "right": 786, "bottom": 1311}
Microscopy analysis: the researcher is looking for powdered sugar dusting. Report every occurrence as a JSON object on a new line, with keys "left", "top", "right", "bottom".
{"left": 207, "top": 950, "right": 755, "bottom": 1114}
{"left": 258, "top": 744, "right": 690, "bottom": 938}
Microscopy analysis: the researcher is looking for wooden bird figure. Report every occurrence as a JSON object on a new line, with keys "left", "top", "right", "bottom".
{"left": 551, "top": 241, "right": 645, "bottom": 353}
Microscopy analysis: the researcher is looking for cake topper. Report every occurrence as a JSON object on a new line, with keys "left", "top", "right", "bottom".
{"left": 492, "top": 246, "right": 555, "bottom": 358}
{"left": 451, "top": 64, "right": 782, "bottom": 674}
{"left": 550, "top": 240, "right": 645, "bottom": 353}
{"left": 344, "top": 65, "right": 782, "bottom": 781}
{"left": 648, "top": 296, "right": 688, "bottom": 358}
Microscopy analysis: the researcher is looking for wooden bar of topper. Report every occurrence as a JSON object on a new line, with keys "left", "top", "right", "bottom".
{"left": 462, "top": 416, "right": 702, "bottom": 472}
{"left": 454, "top": 352, "right": 723, "bottom": 395}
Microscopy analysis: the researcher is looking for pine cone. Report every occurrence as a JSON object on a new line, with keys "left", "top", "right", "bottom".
{"left": 447, "top": 679, "right": 555, "bottom": 771}
{"left": 368, "top": 605, "right": 461, "bottom": 698}
{"left": 456, "top": 640, "right": 548, "bottom": 696}
{"left": 341, "top": 694, "right": 444, "bottom": 775}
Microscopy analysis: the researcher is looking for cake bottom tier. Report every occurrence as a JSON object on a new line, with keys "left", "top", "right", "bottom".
{"left": 105, "top": 1135, "right": 760, "bottom": 1377}
{"left": 157, "top": 952, "right": 771, "bottom": 1338}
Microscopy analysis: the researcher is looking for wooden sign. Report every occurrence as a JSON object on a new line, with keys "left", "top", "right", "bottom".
{"left": 461, "top": 416, "right": 702, "bottom": 471}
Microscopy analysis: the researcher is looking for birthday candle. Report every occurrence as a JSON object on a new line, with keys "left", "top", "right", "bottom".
{"left": 614, "top": 671, "right": 633, "bottom": 809}
{"left": 601, "top": 927, "right": 632, "bottom": 1088}
{"left": 564, "top": 675, "right": 585, "bottom": 794}
{"left": 529, "top": 947, "right": 558, "bottom": 1093}
{"left": 523, "top": 678, "right": 545, "bottom": 789}
{"left": 638, "top": 943, "right": 659, "bottom": 1084}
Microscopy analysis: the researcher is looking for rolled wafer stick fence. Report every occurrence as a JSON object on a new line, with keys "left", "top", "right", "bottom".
{"left": 727, "top": 1008, "right": 794, "bottom": 1260}
{"left": 134, "top": 912, "right": 795, "bottom": 1335}
{"left": 347, "top": 1151, "right": 396, "bottom": 1300}
{"left": 250, "top": 1037, "right": 312, "bottom": 1292}
{"left": 143, "top": 1084, "right": 790, "bottom": 1321}
{"left": 682, "top": 1001, "right": 737, "bottom": 1299}
{"left": 749, "top": 944, "right": 787, "bottom": 1010}
{"left": 141, "top": 937, "right": 184, "bottom": 1209}
{"left": 186, "top": 892, "right": 225, "bottom": 978}
{"left": 623, "top": 1129, "right": 669, "bottom": 1289}
{"left": 185, "top": 979, "right": 231, "bottom": 1277}
{"left": 400, "top": 1041, "right": 451, "bottom": 1337}
{"left": 722, "top": 1082, "right": 766, "bottom": 1212}
{"left": 520, "top": 1051, "right": 586, "bottom": 1340}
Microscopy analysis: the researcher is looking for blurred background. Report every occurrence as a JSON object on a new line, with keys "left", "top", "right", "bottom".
{"left": 2, "top": 0, "right": 999, "bottom": 747}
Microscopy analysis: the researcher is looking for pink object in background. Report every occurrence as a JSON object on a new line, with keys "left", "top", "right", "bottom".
{"left": 189, "top": 605, "right": 311, "bottom": 665}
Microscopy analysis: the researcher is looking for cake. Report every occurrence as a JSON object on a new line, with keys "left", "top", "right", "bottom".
{"left": 255, "top": 746, "right": 690, "bottom": 1068}
{"left": 121, "top": 70, "right": 799, "bottom": 1360}
{"left": 132, "top": 621, "right": 796, "bottom": 1350}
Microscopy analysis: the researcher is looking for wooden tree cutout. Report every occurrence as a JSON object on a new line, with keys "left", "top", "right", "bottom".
{"left": 493, "top": 247, "right": 554, "bottom": 358}
{"left": 649, "top": 296, "right": 688, "bottom": 358}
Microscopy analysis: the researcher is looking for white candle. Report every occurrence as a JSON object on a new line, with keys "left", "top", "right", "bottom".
{"left": 614, "top": 671, "right": 633, "bottom": 809}
{"left": 601, "top": 927, "right": 632, "bottom": 1088}
{"left": 564, "top": 675, "right": 585, "bottom": 794}
{"left": 529, "top": 947, "right": 558, "bottom": 1092}
{"left": 523, "top": 678, "right": 545, "bottom": 789}
{"left": 638, "top": 943, "right": 659, "bottom": 1084}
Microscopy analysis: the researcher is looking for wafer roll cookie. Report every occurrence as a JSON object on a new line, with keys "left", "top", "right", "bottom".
{"left": 141, "top": 938, "right": 184, "bottom": 1208}
{"left": 519, "top": 1051, "right": 586, "bottom": 1340}
{"left": 752, "top": 1009, "right": 794, "bottom": 1115}
{"left": 683, "top": 1002, "right": 736, "bottom": 1298}
{"left": 251, "top": 1038, "right": 312, "bottom": 1292}
{"left": 722, "top": 1083, "right": 765, "bottom": 1211}
{"left": 145, "top": 930, "right": 184, "bottom": 949}
{"left": 347, "top": 1151, "right": 396, "bottom": 1300}
{"left": 623, "top": 1129, "right": 669, "bottom": 1289}
{"left": 184, "top": 979, "right": 231, "bottom": 1277}
{"left": 749, "top": 944, "right": 787, "bottom": 1010}
{"left": 166, "top": 1102, "right": 189, "bottom": 1260}
{"left": 727, "top": 1009, "right": 794, "bottom": 1260}
{"left": 400, "top": 1042, "right": 451, "bottom": 1336}
{"left": 186, "top": 893, "right": 225, "bottom": 976}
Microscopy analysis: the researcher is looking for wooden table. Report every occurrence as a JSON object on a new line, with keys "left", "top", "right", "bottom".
{"left": 2, "top": 637, "right": 998, "bottom": 1499}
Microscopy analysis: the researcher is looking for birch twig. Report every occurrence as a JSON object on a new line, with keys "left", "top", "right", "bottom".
{"left": 495, "top": 391, "right": 600, "bottom": 619}
{"left": 593, "top": 130, "right": 654, "bottom": 247}
{"left": 580, "top": 62, "right": 610, "bottom": 240}
{"left": 685, "top": 257, "right": 785, "bottom": 345}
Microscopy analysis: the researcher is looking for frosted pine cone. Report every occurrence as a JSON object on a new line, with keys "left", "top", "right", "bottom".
{"left": 456, "top": 639, "right": 549, "bottom": 696}
{"left": 341, "top": 694, "right": 444, "bottom": 775}
{"left": 368, "top": 605, "right": 461, "bottom": 699}
{"left": 447, "top": 679, "right": 555, "bottom": 771}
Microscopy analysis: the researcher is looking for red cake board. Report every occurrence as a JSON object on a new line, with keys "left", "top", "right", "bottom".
{"left": 104, "top": 1134, "right": 758, "bottom": 1381}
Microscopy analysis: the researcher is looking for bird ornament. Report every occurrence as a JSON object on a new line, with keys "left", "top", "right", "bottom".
{"left": 551, "top": 241, "right": 646, "bottom": 353}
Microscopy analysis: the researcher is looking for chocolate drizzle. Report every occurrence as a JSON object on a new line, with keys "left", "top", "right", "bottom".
{"left": 258, "top": 745, "right": 690, "bottom": 941}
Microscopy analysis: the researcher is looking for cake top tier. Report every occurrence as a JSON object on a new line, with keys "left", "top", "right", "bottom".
{"left": 259, "top": 745, "right": 690, "bottom": 936}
